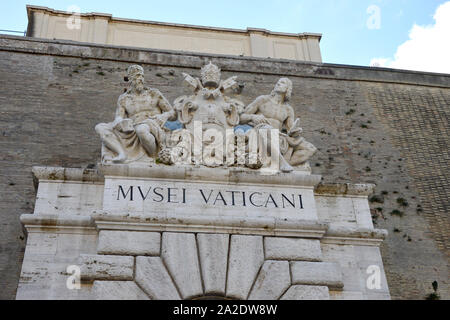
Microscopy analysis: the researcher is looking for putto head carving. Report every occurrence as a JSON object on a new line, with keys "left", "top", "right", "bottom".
{"left": 127, "top": 65, "right": 144, "bottom": 80}
{"left": 273, "top": 77, "right": 293, "bottom": 101}
{"left": 201, "top": 62, "right": 221, "bottom": 88}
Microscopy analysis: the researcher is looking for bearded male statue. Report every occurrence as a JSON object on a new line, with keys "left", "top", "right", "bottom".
{"left": 95, "top": 65, "right": 176, "bottom": 164}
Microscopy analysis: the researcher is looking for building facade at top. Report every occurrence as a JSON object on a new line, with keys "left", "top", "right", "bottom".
{"left": 26, "top": 5, "right": 322, "bottom": 62}
{"left": 0, "top": 5, "right": 448, "bottom": 300}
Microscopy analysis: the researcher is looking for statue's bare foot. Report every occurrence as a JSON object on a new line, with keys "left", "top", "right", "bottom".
{"left": 112, "top": 153, "right": 127, "bottom": 163}
{"left": 280, "top": 162, "right": 294, "bottom": 173}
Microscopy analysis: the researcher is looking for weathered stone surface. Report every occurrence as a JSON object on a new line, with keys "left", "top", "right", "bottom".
{"left": 22, "top": 232, "right": 58, "bottom": 256}
{"left": 290, "top": 261, "right": 343, "bottom": 289}
{"left": 16, "top": 253, "right": 95, "bottom": 300}
{"left": 161, "top": 233, "right": 203, "bottom": 299}
{"left": 315, "top": 196, "right": 357, "bottom": 229}
{"left": 92, "top": 281, "right": 149, "bottom": 300}
{"left": 33, "top": 181, "right": 104, "bottom": 216}
{"left": 14, "top": 231, "right": 98, "bottom": 300}
{"left": 97, "top": 231, "right": 160, "bottom": 256}
{"left": 352, "top": 198, "right": 374, "bottom": 229}
{"left": 135, "top": 256, "right": 180, "bottom": 300}
{"left": 226, "top": 235, "right": 264, "bottom": 299}
{"left": 248, "top": 261, "right": 290, "bottom": 300}
{"left": 320, "top": 244, "right": 361, "bottom": 292}
{"left": 281, "top": 285, "right": 330, "bottom": 300}
{"left": 79, "top": 254, "right": 134, "bottom": 281}
{"left": 55, "top": 233, "right": 98, "bottom": 259}
{"left": 197, "top": 233, "right": 229, "bottom": 296}
{"left": 264, "top": 237, "right": 322, "bottom": 261}
{"left": 354, "top": 245, "right": 391, "bottom": 297}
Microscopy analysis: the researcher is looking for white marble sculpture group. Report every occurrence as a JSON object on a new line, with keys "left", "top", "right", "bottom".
{"left": 96, "top": 62, "right": 317, "bottom": 172}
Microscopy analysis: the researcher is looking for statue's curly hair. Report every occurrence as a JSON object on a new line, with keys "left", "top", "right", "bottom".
{"left": 271, "top": 78, "right": 292, "bottom": 101}
{"left": 127, "top": 65, "right": 144, "bottom": 79}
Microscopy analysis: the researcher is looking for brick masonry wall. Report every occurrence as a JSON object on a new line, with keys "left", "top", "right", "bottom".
{"left": 0, "top": 35, "right": 448, "bottom": 299}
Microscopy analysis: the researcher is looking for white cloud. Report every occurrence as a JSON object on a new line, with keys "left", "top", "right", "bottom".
{"left": 370, "top": 1, "right": 450, "bottom": 73}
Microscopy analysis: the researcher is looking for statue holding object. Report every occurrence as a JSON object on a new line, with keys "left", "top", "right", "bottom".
{"left": 95, "top": 65, "right": 176, "bottom": 164}
{"left": 240, "top": 77, "right": 317, "bottom": 168}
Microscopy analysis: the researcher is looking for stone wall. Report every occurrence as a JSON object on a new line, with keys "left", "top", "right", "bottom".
{"left": 0, "top": 35, "right": 448, "bottom": 299}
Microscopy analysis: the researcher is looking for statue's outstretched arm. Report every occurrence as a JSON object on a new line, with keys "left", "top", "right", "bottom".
{"left": 157, "top": 93, "right": 176, "bottom": 122}
{"left": 240, "top": 97, "right": 262, "bottom": 124}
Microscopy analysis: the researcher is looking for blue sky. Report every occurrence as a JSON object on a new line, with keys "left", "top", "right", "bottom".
{"left": 1, "top": 0, "right": 449, "bottom": 69}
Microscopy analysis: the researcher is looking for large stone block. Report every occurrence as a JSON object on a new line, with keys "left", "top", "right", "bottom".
{"left": 363, "top": 292, "right": 391, "bottom": 300}
{"left": 315, "top": 196, "right": 356, "bottom": 229}
{"left": 290, "top": 261, "right": 343, "bottom": 289}
{"left": 92, "top": 281, "right": 150, "bottom": 300}
{"left": 226, "top": 235, "right": 264, "bottom": 300}
{"left": 79, "top": 254, "right": 134, "bottom": 281}
{"left": 135, "top": 256, "right": 180, "bottom": 300}
{"left": 197, "top": 233, "right": 229, "bottom": 296}
{"left": 34, "top": 181, "right": 104, "bottom": 216}
{"left": 264, "top": 237, "right": 322, "bottom": 261}
{"left": 16, "top": 254, "right": 95, "bottom": 300}
{"left": 353, "top": 246, "right": 391, "bottom": 296}
{"left": 281, "top": 285, "right": 330, "bottom": 300}
{"left": 97, "top": 231, "right": 160, "bottom": 256}
{"left": 248, "top": 261, "right": 291, "bottom": 300}
{"left": 23, "top": 233, "right": 58, "bottom": 256}
{"left": 161, "top": 233, "right": 203, "bottom": 299}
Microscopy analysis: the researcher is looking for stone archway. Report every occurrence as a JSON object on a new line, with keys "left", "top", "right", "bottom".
{"left": 82, "top": 231, "right": 341, "bottom": 300}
